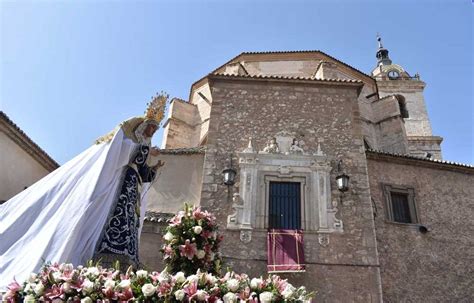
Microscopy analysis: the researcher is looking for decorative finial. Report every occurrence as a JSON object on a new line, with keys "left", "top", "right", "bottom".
{"left": 377, "top": 33, "right": 383, "bottom": 48}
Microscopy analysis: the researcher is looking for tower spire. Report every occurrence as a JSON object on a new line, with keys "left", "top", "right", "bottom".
{"left": 375, "top": 33, "right": 392, "bottom": 66}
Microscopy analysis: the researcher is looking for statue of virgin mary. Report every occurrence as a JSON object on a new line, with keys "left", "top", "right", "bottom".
{"left": 0, "top": 93, "right": 168, "bottom": 290}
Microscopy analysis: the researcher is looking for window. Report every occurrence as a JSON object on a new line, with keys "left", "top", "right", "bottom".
{"left": 268, "top": 182, "right": 301, "bottom": 229}
{"left": 383, "top": 184, "right": 418, "bottom": 224}
{"left": 395, "top": 95, "right": 409, "bottom": 118}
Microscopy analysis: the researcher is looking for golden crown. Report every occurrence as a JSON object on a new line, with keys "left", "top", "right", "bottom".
{"left": 145, "top": 91, "right": 168, "bottom": 124}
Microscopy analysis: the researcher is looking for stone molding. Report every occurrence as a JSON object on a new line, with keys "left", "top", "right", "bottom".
{"left": 227, "top": 138, "right": 343, "bottom": 234}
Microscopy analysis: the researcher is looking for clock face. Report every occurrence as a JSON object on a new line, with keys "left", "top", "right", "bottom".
{"left": 388, "top": 70, "right": 400, "bottom": 79}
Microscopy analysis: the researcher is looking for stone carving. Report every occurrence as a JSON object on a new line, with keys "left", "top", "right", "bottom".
{"left": 262, "top": 137, "right": 280, "bottom": 154}
{"left": 318, "top": 234, "right": 329, "bottom": 247}
{"left": 234, "top": 134, "right": 343, "bottom": 233}
{"left": 289, "top": 138, "right": 304, "bottom": 154}
{"left": 227, "top": 193, "right": 244, "bottom": 228}
{"left": 240, "top": 230, "right": 252, "bottom": 243}
{"left": 242, "top": 137, "right": 257, "bottom": 153}
{"left": 316, "top": 143, "right": 324, "bottom": 156}
{"left": 278, "top": 165, "right": 292, "bottom": 175}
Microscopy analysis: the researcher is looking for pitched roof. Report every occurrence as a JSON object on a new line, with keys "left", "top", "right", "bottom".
{"left": 211, "top": 73, "right": 363, "bottom": 84}
{"left": 144, "top": 211, "right": 174, "bottom": 222}
{"left": 189, "top": 50, "right": 376, "bottom": 101}
{"left": 0, "top": 111, "right": 59, "bottom": 171}
{"left": 239, "top": 50, "right": 373, "bottom": 79}
{"left": 366, "top": 149, "right": 474, "bottom": 172}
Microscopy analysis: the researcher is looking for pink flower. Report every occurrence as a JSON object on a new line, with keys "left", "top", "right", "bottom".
{"left": 158, "top": 282, "right": 172, "bottom": 297}
{"left": 184, "top": 281, "right": 198, "bottom": 297}
{"left": 117, "top": 288, "right": 134, "bottom": 301}
{"left": 102, "top": 286, "right": 117, "bottom": 300}
{"left": 179, "top": 239, "right": 197, "bottom": 260}
{"left": 163, "top": 245, "right": 174, "bottom": 259}
{"left": 193, "top": 207, "right": 206, "bottom": 220}
{"left": 7, "top": 279, "right": 21, "bottom": 293}
{"left": 271, "top": 275, "right": 288, "bottom": 293}
{"left": 45, "top": 285, "right": 62, "bottom": 300}
{"left": 239, "top": 286, "right": 252, "bottom": 300}
{"left": 169, "top": 211, "right": 185, "bottom": 226}
{"left": 202, "top": 230, "right": 211, "bottom": 239}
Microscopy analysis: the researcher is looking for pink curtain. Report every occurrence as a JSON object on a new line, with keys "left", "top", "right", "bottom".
{"left": 267, "top": 229, "right": 305, "bottom": 273}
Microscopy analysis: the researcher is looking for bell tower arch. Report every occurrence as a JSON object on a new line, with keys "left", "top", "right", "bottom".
{"left": 372, "top": 35, "right": 443, "bottom": 159}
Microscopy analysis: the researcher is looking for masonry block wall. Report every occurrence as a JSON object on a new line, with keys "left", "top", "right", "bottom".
{"left": 367, "top": 156, "right": 474, "bottom": 302}
{"left": 199, "top": 77, "right": 383, "bottom": 301}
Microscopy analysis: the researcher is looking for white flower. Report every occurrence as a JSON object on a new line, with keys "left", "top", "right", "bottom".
{"left": 196, "top": 249, "right": 206, "bottom": 259}
{"left": 282, "top": 284, "right": 296, "bottom": 299}
{"left": 226, "top": 278, "right": 240, "bottom": 292}
{"left": 28, "top": 273, "right": 37, "bottom": 283}
{"left": 250, "top": 278, "right": 263, "bottom": 290}
{"left": 62, "top": 282, "right": 72, "bottom": 293}
{"left": 82, "top": 279, "right": 94, "bottom": 294}
{"left": 158, "top": 271, "right": 171, "bottom": 283}
{"left": 193, "top": 226, "right": 203, "bottom": 234}
{"left": 187, "top": 274, "right": 199, "bottom": 284}
{"left": 52, "top": 271, "right": 61, "bottom": 283}
{"left": 104, "top": 279, "right": 115, "bottom": 289}
{"left": 209, "top": 252, "right": 215, "bottom": 261}
{"left": 174, "top": 271, "right": 186, "bottom": 283}
{"left": 24, "top": 294, "right": 36, "bottom": 303}
{"left": 136, "top": 270, "right": 148, "bottom": 279}
{"left": 81, "top": 297, "right": 93, "bottom": 303}
{"left": 174, "top": 289, "right": 185, "bottom": 301}
{"left": 60, "top": 263, "right": 74, "bottom": 272}
{"left": 196, "top": 290, "right": 208, "bottom": 301}
{"left": 86, "top": 267, "right": 100, "bottom": 277}
{"left": 24, "top": 283, "right": 34, "bottom": 293}
{"left": 118, "top": 279, "right": 131, "bottom": 289}
{"left": 206, "top": 273, "right": 218, "bottom": 284}
{"left": 259, "top": 291, "right": 273, "bottom": 303}
{"left": 34, "top": 281, "right": 44, "bottom": 295}
{"left": 141, "top": 283, "right": 156, "bottom": 297}
{"left": 164, "top": 231, "right": 175, "bottom": 241}
{"left": 223, "top": 292, "right": 237, "bottom": 303}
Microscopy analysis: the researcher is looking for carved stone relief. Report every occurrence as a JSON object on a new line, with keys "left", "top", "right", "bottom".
{"left": 227, "top": 133, "right": 343, "bottom": 234}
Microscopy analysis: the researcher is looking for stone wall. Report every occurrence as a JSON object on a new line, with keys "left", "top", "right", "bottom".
{"left": 377, "top": 79, "right": 433, "bottom": 137}
{"left": 161, "top": 99, "right": 197, "bottom": 148}
{"left": 0, "top": 132, "right": 51, "bottom": 201}
{"left": 367, "top": 155, "right": 474, "bottom": 302}
{"left": 146, "top": 152, "right": 204, "bottom": 214}
{"left": 199, "top": 77, "right": 383, "bottom": 301}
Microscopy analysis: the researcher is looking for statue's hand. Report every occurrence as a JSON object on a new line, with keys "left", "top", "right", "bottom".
{"left": 152, "top": 160, "right": 165, "bottom": 170}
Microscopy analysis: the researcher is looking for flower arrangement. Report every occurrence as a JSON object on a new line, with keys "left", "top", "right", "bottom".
{"left": 162, "top": 204, "right": 222, "bottom": 275}
{"left": 2, "top": 263, "right": 313, "bottom": 302}
{"left": 2, "top": 205, "right": 314, "bottom": 302}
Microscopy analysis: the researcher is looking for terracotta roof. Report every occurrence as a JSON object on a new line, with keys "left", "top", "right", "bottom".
{"left": 0, "top": 111, "right": 59, "bottom": 171}
{"left": 211, "top": 73, "right": 363, "bottom": 84}
{"left": 189, "top": 50, "right": 375, "bottom": 101}
{"left": 240, "top": 50, "right": 373, "bottom": 79}
{"left": 366, "top": 149, "right": 473, "bottom": 171}
{"left": 157, "top": 146, "right": 206, "bottom": 155}
{"left": 144, "top": 211, "right": 174, "bottom": 222}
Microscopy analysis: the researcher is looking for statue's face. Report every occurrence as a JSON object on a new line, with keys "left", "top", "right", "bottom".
{"left": 143, "top": 123, "right": 158, "bottom": 138}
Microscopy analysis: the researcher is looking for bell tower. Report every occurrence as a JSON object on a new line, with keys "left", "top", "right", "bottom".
{"left": 372, "top": 35, "right": 443, "bottom": 159}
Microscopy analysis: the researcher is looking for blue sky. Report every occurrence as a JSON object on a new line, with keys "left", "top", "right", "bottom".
{"left": 1, "top": 0, "right": 472, "bottom": 164}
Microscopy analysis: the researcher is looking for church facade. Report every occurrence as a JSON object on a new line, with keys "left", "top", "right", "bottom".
{"left": 141, "top": 39, "right": 474, "bottom": 302}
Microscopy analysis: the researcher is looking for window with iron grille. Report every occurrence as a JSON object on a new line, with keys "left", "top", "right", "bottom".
{"left": 383, "top": 184, "right": 418, "bottom": 224}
